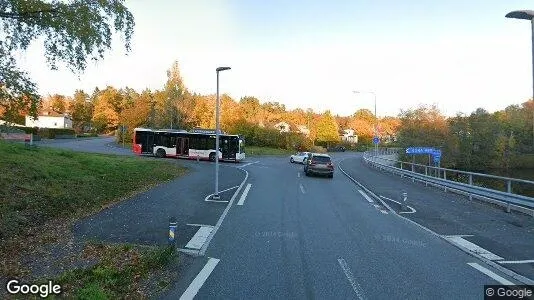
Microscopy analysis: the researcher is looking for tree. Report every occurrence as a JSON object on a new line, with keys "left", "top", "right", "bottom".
{"left": 70, "top": 90, "right": 92, "bottom": 133}
{"left": 49, "top": 94, "right": 67, "bottom": 114}
{"left": 315, "top": 110, "right": 339, "bottom": 146}
{"left": 92, "top": 86, "right": 123, "bottom": 132}
{"left": 0, "top": 0, "right": 135, "bottom": 121}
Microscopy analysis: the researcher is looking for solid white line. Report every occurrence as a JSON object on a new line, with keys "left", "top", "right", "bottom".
{"left": 337, "top": 258, "right": 366, "bottom": 300}
{"left": 199, "top": 169, "right": 249, "bottom": 256}
{"left": 237, "top": 183, "right": 252, "bottom": 206}
{"left": 204, "top": 185, "right": 239, "bottom": 202}
{"left": 338, "top": 157, "right": 534, "bottom": 286}
{"left": 467, "top": 262, "right": 514, "bottom": 285}
{"left": 239, "top": 161, "right": 259, "bottom": 168}
{"left": 205, "top": 199, "right": 229, "bottom": 203}
{"left": 358, "top": 190, "right": 374, "bottom": 203}
{"left": 445, "top": 236, "right": 504, "bottom": 261}
{"left": 299, "top": 184, "right": 306, "bottom": 194}
{"left": 379, "top": 195, "right": 416, "bottom": 213}
{"left": 499, "top": 260, "right": 534, "bottom": 264}
{"left": 180, "top": 258, "right": 220, "bottom": 300}
{"left": 186, "top": 226, "right": 214, "bottom": 250}
{"left": 186, "top": 224, "right": 214, "bottom": 228}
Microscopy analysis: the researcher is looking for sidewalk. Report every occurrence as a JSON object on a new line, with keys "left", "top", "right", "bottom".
{"left": 340, "top": 155, "right": 534, "bottom": 281}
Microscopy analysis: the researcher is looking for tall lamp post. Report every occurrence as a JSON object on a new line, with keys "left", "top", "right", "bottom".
{"left": 353, "top": 90, "right": 378, "bottom": 155}
{"left": 212, "top": 66, "right": 231, "bottom": 200}
{"left": 506, "top": 10, "right": 534, "bottom": 148}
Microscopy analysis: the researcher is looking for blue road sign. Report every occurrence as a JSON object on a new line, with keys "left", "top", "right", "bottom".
{"left": 406, "top": 147, "right": 437, "bottom": 155}
{"left": 373, "top": 137, "right": 380, "bottom": 145}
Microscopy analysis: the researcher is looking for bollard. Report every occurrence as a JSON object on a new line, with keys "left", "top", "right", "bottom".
{"left": 401, "top": 192, "right": 408, "bottom": 211}
{"left": 168, "top": 217, "right": 177, "bottom": 246}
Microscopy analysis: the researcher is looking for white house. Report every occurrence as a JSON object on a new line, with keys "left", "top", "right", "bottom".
{"left": 25, "top": 115, "right": 73, "bottom": 129}
{"left": 273, "top": 121, "right": 290, "bottom": 133}
{"left": 296, "top": 125, "right": 310, "bottom": 137}
{"left": 340, "top": 129, "right": 358, "bottom": 144}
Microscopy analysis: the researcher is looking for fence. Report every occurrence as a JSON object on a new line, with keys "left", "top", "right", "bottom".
{"left": 362, "top": 149, "right": 534, "bottom": 214}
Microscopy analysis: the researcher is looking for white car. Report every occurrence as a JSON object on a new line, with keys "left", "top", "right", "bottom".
{"left": 290, "top": 152, "right": 310, "bottom": 164}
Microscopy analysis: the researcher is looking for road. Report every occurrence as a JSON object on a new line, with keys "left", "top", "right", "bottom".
{"left": 36, "top": 138, "right": 533, "bottom": 299}
{"left": 163, "top": 152, "right": 533, "bottom": 299}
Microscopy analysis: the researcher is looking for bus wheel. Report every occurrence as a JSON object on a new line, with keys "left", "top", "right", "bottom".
{"left": 156, "top": 149, "right": 166, "bottom": 158}
{"left": 209, "top": 152, "right": 216, "bottom": 162}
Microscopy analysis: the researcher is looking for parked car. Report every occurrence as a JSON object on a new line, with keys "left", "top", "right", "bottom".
{"left": 290, "top": 151, "right": 310, "bottom": 164}
{"left": 303, "top": 153, "right": 334, "bottom": 178}
{"left": 327, "top": 145, "right": 346, "bottom": 152}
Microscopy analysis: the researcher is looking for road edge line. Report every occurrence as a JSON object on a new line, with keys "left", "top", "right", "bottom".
{"left": 198, "top": 168, "right": 249, "bottom": 256}
{"left": 180, "top": 257, "right": 220, "bottom": 300}
{"left": 338, "top": 157, "right": 534, "bottom": 285}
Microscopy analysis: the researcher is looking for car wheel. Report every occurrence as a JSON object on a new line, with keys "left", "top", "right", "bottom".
{"left": 209, "top": 152, "right": 216, "bottom": 162}
{"left": 329, "top": 174, "right": 334, "bottom": 178}
{"left": 290, "top": 157, "right": 294, "bottom": 163}
{"left": 156, "top": 148, "right": 166, "bottom": 158}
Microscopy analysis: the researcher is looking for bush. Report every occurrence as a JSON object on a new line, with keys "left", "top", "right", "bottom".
{"left": 39, "top": 128, "right": 76, "bottom": 139}
{"left": 310, "top": 145, "right": 327, "bottom": 153}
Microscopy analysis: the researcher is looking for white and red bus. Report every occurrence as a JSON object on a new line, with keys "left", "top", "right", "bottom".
{"left": 133, "top": 128, "right": 246, "bottom": 162}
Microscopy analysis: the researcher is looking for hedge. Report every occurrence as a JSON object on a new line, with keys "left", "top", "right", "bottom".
{"left": 8, "top": 126, "right": 75, "bottom": 139}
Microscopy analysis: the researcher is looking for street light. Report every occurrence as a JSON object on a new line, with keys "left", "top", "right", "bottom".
{"left": 212, "top": 66, "right": 231, "bottom": 200}
{"left": 506, "top": 10, "right": 534, "bottom": 148}
{"left": 353, "top": 90, "right": 378, "bottom": 155}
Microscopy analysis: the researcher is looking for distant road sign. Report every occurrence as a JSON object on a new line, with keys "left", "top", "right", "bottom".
{"left": 406, "top": 147, "right": 439, "bottom": 155}
{"left": 373, "top": 137, "right": 380, "bottom": 145}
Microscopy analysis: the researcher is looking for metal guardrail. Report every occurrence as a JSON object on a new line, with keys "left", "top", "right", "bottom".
{"left": 362, "top": 150, "right": 534, "bottom": 211}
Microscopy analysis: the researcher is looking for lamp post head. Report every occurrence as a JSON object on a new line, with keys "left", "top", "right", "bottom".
{"left": 216, "top": 66, "right": 231, "bottom": 72}
{"left": 506, "top": 10, "right": 534, "bottom": 20}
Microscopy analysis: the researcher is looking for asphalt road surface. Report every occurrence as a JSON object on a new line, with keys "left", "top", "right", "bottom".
{"left": 162, "top": 153, "right": 533, "bottom": 300}
{"left": 37, "top": 138, "right": 533, "bottom": 299}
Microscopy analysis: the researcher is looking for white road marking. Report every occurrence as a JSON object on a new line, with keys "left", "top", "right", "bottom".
{"left": 299, "top": 184, "right": 306, "bottom": 194}
{"left": 239, "top": 161, "right": 260, "bottom": 168}
{"left": 373, "top": 204, "right": 380, "bottom": 209}
{"left": 379, "top": 195, "right": 417, "bottom": 214}
{"left": 297, "top": 172, "right": 300, "bottom": 178}
{"left": 499, "top": 260, "right": 534, "bottom": 264}
{"left": 204, "top": 185, "right": 239, "bottom": 202}
{"left": 337, "top": 258, "right": 366, "bottom": 300}
{"left": 186, "top": 224, "right": 214, "bottom": 228}
{"left": 199, "top": 169, "right": 249, "bottom": 256}
{"left": 358, "top": 190, "right": 374, "bottom": 203}
{"left": 380, "top": 210, "right": 388, "bottom": 214}
{"left": 237, "top": 183, "right": 252, "bottom": 206}
{"left": 180, "top": 258, "right": 220, "bottom": 300}
{"left": 185, "top": 226, "right": 214, "bottom": 250}
{"left": 467, "top": 262, "right": 514, "bottom": 285}
{"left": 444, "top": 236, "right": 504, "bottom": 261}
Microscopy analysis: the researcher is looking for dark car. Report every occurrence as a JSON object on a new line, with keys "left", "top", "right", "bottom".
{"left": 304, "top": 153, "right": 334, "bottom": 178}
{"left": 327, "top": 145, "right": 346, "bottom": 152}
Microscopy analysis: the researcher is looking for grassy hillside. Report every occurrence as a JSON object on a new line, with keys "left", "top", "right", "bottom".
{"left": 0, "top": 141, "right": 187, "bottom": 243}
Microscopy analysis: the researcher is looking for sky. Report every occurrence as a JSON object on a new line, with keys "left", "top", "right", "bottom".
{"left": 16, "top": 0, "right": 534, "bottom": 117}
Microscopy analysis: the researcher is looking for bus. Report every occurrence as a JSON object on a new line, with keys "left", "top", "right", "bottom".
{"left": 132, "top": 128, "right": 246, "bottom": 162}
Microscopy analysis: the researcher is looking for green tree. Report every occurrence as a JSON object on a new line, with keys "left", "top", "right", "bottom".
{"left": 0, "top": 0, "right": 135, "bottom": 121}
{"left": 49, "top": 94, "right": 67, "bottom": 114}
{"left": 70, "top": 90, "right": 92, "bottom": 133}
{"left": 316, "top": 110, "right": 339, "bottom": 146}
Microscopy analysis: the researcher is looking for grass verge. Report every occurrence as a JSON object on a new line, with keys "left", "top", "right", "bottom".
{"left": 50, "top": 243, "right": 178, "bottom": 299}
{"left": 0, "top": 140, "right": 187, "bottom": 277}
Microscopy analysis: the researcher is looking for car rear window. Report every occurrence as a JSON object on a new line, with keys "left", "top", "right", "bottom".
{"left": 312, "top": 156, "right": 331, "bottom": 163}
